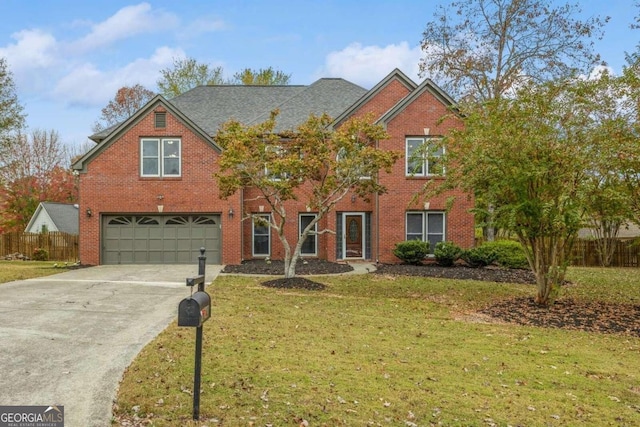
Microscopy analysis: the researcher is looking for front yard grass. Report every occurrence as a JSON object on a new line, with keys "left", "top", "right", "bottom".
{"left": 115, "top": 267, "right": 640, "bottom": 426}
{"left": 0, "top": 260, "right": 62, "bottom": 284}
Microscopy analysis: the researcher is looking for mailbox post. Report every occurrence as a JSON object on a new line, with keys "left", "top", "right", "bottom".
{"left": 177, "top": 248, "right": 209, "bottom": 421}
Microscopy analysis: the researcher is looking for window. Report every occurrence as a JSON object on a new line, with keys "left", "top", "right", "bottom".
{"left": 141, "top": 138, "right": 181, "bottom": 177}
{"left": 299, "top": 214, "right": 318, "bottom": 256}
{"left": 263, "top": 145, "right": 290, "bottom": 181}
{"left": 252, "top": 214, "right": 271, "bottom": 256}
{"left": 154, "top": 112, "right": 166, "bottom": 129}
{"left": 406, "top": 212, "right": 445, "bottom": 252}
{"left": 406, "top": 137, "right": 444, "bottom": 176}
{"left": 336, "top": 145, "right": 371, "bottom": 180}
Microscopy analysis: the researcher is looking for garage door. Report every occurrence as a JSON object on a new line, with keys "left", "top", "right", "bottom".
{"left": 102, "top": 215, "right": 221, "bottom": 264}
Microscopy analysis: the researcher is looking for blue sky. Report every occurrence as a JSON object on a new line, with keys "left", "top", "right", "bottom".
{"left": 0, "top": 0, "right": 637, "bottom": 150}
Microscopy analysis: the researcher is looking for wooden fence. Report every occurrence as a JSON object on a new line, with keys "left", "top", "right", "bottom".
{"left": 0, "top": 232, "right": 78, "bottom": 262}
{"left": 569, "top": 239, "right": 639, "bottom": 267}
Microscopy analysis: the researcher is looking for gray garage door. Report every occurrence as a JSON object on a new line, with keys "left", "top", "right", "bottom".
{"left": 102, "top": 214, "right": 221, "bottom": 264}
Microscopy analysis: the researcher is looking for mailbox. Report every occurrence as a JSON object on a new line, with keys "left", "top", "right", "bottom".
{"left": 178, "top": 291, "right": 211, "bottom": 327}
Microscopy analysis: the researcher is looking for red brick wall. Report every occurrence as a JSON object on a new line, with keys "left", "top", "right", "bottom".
{"left": 373, "top": 85, "right": 474, "bottom": 263}
{"left": 79, "top": 76, "right": 475, "bottom": 266}
{"left": 237, "top": 76, "right": 475, "bottom": 264}
{"left": 77, "top": 105, "right": 242, "bottom": 265}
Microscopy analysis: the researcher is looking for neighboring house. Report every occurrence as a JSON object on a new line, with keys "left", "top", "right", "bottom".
{"left": 25, "top": 202, "right": 79, "bottom": 234}
{"left": 72, "top": 69, "right": 475, "bottom": 265}
{"left": 578, "top": 222, "right": 640, "bottom": 239}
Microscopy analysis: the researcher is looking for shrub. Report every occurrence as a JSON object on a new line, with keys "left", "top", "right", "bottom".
{"left": 393, "top": 240, "right": 429, "bottom": 265}
{"left": 434, "top": 241, "right": 463, "bottom": 267}
{"left": 481, "top": 240, "right": 529, "bottom": 269}
{"left": 32, "top": 247, "right": 49, "bottom": 261}
{"left": 461, "top": 245, "right": 498, "bottom": 268}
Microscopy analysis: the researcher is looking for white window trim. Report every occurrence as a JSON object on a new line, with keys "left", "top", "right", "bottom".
{"left": 405, "top": 137, "right": 444, "bottom": 177}
{"left": 299, "top": 213, "right": 318, "bottom": 256}
{"left": 140, "top": 138, "right": 182, "bottom": 177}
{"left": 252, "top": 214, "right": 271, "bottom": 257}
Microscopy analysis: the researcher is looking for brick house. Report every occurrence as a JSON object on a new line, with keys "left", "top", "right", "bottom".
{"left": 72, "top": 69, "right": 474, "bottom": 266}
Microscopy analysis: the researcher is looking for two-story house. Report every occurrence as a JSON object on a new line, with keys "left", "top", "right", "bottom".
{"left": 72, "top": 69, "right": 474, "bottom": 266}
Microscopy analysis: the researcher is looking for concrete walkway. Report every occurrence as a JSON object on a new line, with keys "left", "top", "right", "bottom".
{"left": 0, "top": 264, "right": 221, "bottom": 427}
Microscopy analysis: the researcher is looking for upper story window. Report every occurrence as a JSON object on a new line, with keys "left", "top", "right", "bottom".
{"left": 406, "top": 137, "right": 444, "bottom": 177}
{"left": 141, "top": 138, "right": 181, "bottom": 177}
{"left": 336, "top": 146, "right": 371, "bottom": 180}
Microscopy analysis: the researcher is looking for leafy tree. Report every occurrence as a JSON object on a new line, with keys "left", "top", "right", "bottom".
{"left": 157, "top": 57, "right": 226, "bottom": 98}
{"left": 0, "top": 129, "right": 77, "bottom": 232}
{"left": 215, "top": 111, "right": 400, "bottom": 279}
{"left": 420, "top": 0, "right": 607, "bottom": 102}
{"left": 0, "top": 57, "right": 26, "bottom": 147}
{"left": 232, "top": 67, "right": 291, "bottom": 85}
{"left": 576, "top": 70, "right": 639, "bottom": 266}
{"left": 93, "top": 84, "right": 155, "bottom": 132}
{"left": 419, "top": 0, "right": 607, "bottom": 241}
{"left": 437, "top": 79, "right": 621, "bottom": 306}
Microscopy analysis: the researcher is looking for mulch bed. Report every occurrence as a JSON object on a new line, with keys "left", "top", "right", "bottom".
{"left": 222, "top": 260, "right": 640, "bottom": 337}
{"left": 221, "top": 259, "right": 353, "bottom": 276}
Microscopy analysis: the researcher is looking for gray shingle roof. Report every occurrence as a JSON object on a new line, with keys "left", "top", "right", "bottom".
{"left": 42, "top": 202, "right": 79, "bottom": 234}
{"left": 170, "top": 78, "right": 368, "bottom": 134}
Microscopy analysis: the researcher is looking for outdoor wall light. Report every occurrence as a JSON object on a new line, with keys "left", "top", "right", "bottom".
{"left": 228, "top": 208, "right": 234, "bottom": 219}
{"left": 86, "top": 208, "right": 92, "bottom": 217}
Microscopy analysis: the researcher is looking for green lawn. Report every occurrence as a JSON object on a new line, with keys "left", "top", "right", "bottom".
{"left": 0, "top": 260, "right": 64, "bottom": 284}
{"left": 115, "top": 267, "right": 640, "bottom": 426}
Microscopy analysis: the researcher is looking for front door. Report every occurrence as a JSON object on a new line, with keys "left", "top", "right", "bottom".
{"left": 344, "top": 214, "right": 364, "bottom": 258}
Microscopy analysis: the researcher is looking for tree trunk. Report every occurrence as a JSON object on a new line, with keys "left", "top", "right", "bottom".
{"left": 523, "top": 235, "right": 569, "bottom": 307}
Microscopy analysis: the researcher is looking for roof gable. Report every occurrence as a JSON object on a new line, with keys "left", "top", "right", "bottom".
{"left": 332, "top": 68, "right": 418, "bottom": 128}
{"left": 377, "top": 78, "right": 457, "bottom": 126}
{"left": 26, "top": 202, "right": 79, "bottom": 234}
{"left": 73, "top": 95, "right": 218, "bottom": 172}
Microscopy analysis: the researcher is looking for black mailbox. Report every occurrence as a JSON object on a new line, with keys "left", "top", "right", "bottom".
{"left": 178, "top": 291, "right": 211, "bottom": 327}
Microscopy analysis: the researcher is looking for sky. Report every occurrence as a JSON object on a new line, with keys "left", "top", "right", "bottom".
{"left": 0, "top": 0, "right": 637, "bottom": 150}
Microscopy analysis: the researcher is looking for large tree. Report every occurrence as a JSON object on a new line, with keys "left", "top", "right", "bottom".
{"left": 215, "top": 111, "right": 400, "bottom": 279}
{"left": 0, "top": 129, "right": 77, "bottom": 232}
{"left": 157, "top": 58, "right": 226, "bottom": 98}
{"left": 93, "top": 84, "right": 155, "bottom": 132}
{"left": 420, "top": 0, "right": 607, "bottom": 102}
{"left": 437, "top": 77, "right": 631, "bottom": 306}
{"left": 0, "top": 58, "right": 26, "bottom": 148}
{"left": 419, "top": 0, "right": 607, "bottom": 241}
{"left": 232, "top": 67, "right": 291, "bottom": 85}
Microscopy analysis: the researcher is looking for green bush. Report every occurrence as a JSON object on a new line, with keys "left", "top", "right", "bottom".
{"left": 481, "top": 240, "right": 529, "bottom": 269}
{"left": 32, "top": 247, "right": 49, "bottom": 261}
{"left": 393, "top": 240, "right": 429, "bottom": 265}
{"left": 434, "top": 241, "right": 463, "bottom": 267}
{"left": 461, "top": 245, "right": 498, "bottom": 268}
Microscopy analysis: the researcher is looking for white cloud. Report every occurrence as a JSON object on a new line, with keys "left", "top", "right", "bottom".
{"left": 70, "top": 3, "right": 179, "bottom": 53}
{"left": 0, "top": 29, "right": 58, "bottom": 77}
{"left": 315, "top": 42, "right": 423, "bottom": 87}
{"left": 179, "top": 16, "right": 227, "bottom": 39}
{"left": 53, "top": 46, "right": 184, "bottom": 107}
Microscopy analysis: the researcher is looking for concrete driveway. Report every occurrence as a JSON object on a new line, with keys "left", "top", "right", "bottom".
{"left": 0, "top": 264, "right": 221, "bottom": 427}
